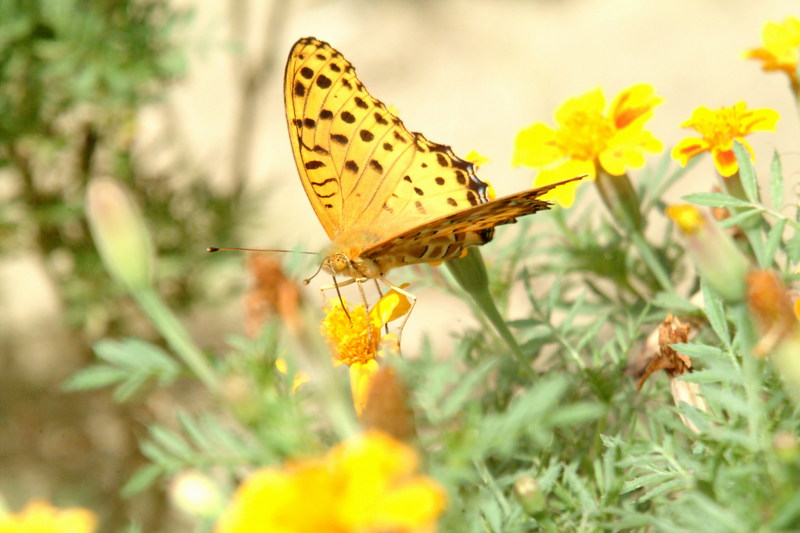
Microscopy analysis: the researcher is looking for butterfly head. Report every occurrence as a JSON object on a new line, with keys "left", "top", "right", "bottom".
{"left": 322, "top": 251, "right": 381, "bottom": 280}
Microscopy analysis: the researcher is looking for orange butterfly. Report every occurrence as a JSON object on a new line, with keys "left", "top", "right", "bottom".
{"left": 285, "top": 37, "right": 581, "bottom": 283}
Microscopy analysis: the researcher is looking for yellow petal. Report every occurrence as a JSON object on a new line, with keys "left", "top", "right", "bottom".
{"left": 555, "top": 87, "right": 606, "bottom": 125}
{"left": 671, "top": 137, "right": 710, "bottom": 166}
{"left": 350, "top": 360, "right": 380, "bottom": 416}
{"left": 610, "top": 83, "right": 663, "bottom": 129}
{"left": 369, "top": 289, "right": 412, "bottom": 327}
{"left": 535, "top": 159, "right": 593, "bottom": 208}
{"left": 513, "top": 123, "right": 561, "bottom": 167}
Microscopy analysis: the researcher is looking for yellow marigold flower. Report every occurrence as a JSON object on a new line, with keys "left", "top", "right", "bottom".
{"left": 0, "top": 500, "right": 97, "bottom": 533}
{"left": 513, "top": 84, "right": 663, "bottom": 207}
{"left": 321, "top": 289, "right": 412, "bottom": 416}
{"left": 215, "top": 431, "right": 447, "bottom": 533}
{"left": 745, "top": 17, "right": 800, "bottom": 84}
{"left": 672, "top": 103, "right": 779, "bottom": 177}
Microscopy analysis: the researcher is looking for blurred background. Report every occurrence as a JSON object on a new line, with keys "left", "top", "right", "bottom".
{"left": 1, "top": 0, "right": 798, "bottom": 530}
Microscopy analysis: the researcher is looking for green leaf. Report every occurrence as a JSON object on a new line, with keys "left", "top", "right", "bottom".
{"left": 62, "top": 365, "right": 128, "bottom": 391}
{"left": 787, "top": 228, "right": 800, "bottom": 263}
{"left": 683, "top": 192, "right": 751, "bottom": 208}
{"left": 718, "top": 208, "right": 763, "bottom": 230}
{"left": 733, "top": 141, "right": 759, "bottom": 202}
{"left": 769, "top": 151, "right": 784, "bottom": 210}
{"left": 764, "top": 218, "right": 786, "bottom": 268}
{"left": 701, "top": 280, "right": 730, "bottom": 348}
{"left": 121, "top": 464, "right": 162, "bottom": 497}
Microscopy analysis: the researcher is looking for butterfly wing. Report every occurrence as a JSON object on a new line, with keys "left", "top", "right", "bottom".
{"left": 284, "top": 37, "right": 493, "bottom": 241}
{"left": 359, "top": 176, "right": 583, "bottom": 271}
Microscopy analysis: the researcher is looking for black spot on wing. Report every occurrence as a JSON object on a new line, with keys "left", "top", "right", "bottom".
{"left": 316, "top": 75, "right": 332, "bottom": 88}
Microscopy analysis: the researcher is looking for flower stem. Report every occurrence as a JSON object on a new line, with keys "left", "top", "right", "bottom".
{"left": 446, "top": 249, "right": 534, "bottom": 378}
{"left": 134, "top": 287, "right": 220, "bottom": 393}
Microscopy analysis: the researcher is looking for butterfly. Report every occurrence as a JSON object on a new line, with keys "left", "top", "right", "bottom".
{"left": 285, "top": 37, "right": 581, "bottom": 283}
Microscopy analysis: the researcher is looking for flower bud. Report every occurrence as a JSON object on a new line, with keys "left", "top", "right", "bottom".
{"left": 513, "top": 476, "right": 546, "bottom": 516}
{"left": 85, "top": 178, "right": 154, "bottom": 292}
{"left": 666, "top": 205, "right": 749, "bottom": 302}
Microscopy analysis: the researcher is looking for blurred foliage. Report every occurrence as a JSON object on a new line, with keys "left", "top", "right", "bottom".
{"left": 0, "top": 0, "right": 247, "bottom": 337}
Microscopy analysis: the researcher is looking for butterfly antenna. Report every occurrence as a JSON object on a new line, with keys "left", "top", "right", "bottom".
{"left": 207, "top": 246, "right": 319, "bottom": 255}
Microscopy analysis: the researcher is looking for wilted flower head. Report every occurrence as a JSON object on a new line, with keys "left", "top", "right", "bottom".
{"left": 746, "top": 270, "right": 799, "bottom": 357}
{"left": 215, "top": 431, "right": 447, "bottom": 533}
{"left": 672, "top": 103, "right": 779, "bottom": 177}
{"left": 513, "top": 84, "right": 662, "bottom": 207}
{"left": 636, "top": 315, "right": 708, "bottom": 433}
{"left": 244, "top": 255, "right": 303, "bottom": 337}
{"left": 746, "top": 269, "right": 800, "bottom": 403}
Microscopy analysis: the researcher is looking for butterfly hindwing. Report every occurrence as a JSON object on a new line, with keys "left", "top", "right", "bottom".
{"left": 360, "top": 177, "right": 582, "bottom": 267}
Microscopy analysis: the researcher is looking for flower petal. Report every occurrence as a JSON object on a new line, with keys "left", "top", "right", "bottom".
{"left": 535, "top": 159, "right": 593, "bottom": 208}
{"left": 611, "top": 83, "right": 663, "bottom": 129}
{"left": 513, "top": 123, "right": 561, "bottom": 167}
{"left": 350, "top": 360, "right": 380, "bottom": 416}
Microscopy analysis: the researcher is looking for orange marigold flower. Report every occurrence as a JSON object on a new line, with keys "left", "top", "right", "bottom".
{"left": 321, "top": 289, "right": 412, "bottom": 415}
{"left": 215, "top": 431, "right": 447, "bottom": 533}
{"left": 0, "top": 500, "right": 97, "bottom": 533}
{"left": 745, "top": 16, "right": 800, "bottom": 84}
{"left": 513, "top": 84, "right": 662, "bottom": 207}
{"left": 672, "top": 103, "right": 779, "bottom": 177}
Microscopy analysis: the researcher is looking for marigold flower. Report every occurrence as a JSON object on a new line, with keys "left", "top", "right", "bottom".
{"left": 513, "top": 84, "right": 662, "bottom": 207}
{"left": 672, "top": 103, "right": 779, "bottom": 177}
{"left": 0, "top": 500, "right": 97, "bottom": 533}
{"left": 321, "top": 289, "right": 412, "bottom": 415}
{"left": 745, "top": 17, "right": 800, "bottom": 85}
{"left": 215, "top": 431, "right": 447, "bottom": 533}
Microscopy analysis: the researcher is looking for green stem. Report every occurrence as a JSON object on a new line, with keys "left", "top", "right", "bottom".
{"left": 134, "top": 288, "right": 220, "bottom": 393}
{"left": 630, "top": 230, "right": 675, "bottom": 293}
{"left": 446, "top": 249, "right": 533, "bottom": 378}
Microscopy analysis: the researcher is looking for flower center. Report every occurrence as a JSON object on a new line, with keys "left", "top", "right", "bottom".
{"left": 556, "top": 110, "right": 615, "bottom": 160}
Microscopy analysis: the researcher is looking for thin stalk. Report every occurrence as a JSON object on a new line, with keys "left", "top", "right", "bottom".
{"left": 134, "top": 288, "right": 220, "bottom": 394}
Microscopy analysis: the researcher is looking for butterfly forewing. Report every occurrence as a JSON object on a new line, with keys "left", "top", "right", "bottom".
{"left": 285, "top": 37, "right": 492, "bottom": 241}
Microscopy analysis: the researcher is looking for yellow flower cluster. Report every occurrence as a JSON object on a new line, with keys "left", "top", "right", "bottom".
{"left": 0, "top": 500, "right": 97, "bottom": 533}
{"left": 216, "top": 431, "right": 446, "bottom": 533}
